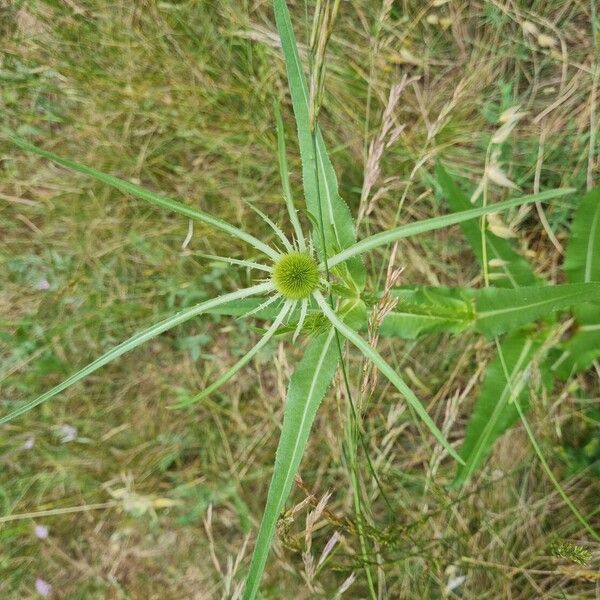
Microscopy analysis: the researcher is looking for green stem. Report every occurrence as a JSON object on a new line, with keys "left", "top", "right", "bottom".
{"left": 310, "top": 126, "right": 378, "bottom": 600}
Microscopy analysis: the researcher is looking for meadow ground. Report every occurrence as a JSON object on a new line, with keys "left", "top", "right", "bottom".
{"left": 1, "top": 1, "right": 599, "bottom": 598}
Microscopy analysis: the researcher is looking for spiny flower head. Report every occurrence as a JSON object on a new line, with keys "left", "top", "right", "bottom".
{"left": 272, "top": 252, "right": 319, "bottom": 300}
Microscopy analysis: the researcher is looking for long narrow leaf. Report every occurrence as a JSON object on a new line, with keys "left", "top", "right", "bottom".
{"left": 174, "top": 302, "right": 292, "bottom": 408}
{"left": 564, "top": 186, "right": 600, "bottom": 283}
{"left": 381, "top": 287, "right": 474, "bottom": 339}
{"left": 474, "top": 282, "right": 600, "bottom": 338}
{"left": 452, "top": 333, "right": 540, "bottom": 488}
{"left": 436, "top": 162, "right": 538, "bottom": 288}
{"left": 434, "top": 166, "right": 552, "bottom": 487}
{"left": 313, "top": 291, "right": 463, "bottom": 464}
{"left": 273, "top": 0, "right": 365, "bottom": 289}
{"left": 554, "top": 186, "right": 600, "bottom": 376}
{"left": 243, "top": 327, "right": 338, "bottom": 600}
{"left": 1, "top": 282, "right": 274, "bottom": 424}
{"left": 10, "top": 135, "right": 278, "bottom": 260}
{"left": 274, "top": 101, "right": 306, "bottom": 250}
{"left": 326, "top": 188, "right": 575, "bottom": 270}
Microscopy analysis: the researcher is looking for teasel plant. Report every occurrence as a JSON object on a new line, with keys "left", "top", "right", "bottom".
{"left": 4, "top": 1, "right": 600, "bottom": 598}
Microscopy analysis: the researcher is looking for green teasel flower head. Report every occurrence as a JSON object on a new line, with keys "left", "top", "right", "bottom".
{"left": 272, "top": 252, "right": 319, "bottom": 300}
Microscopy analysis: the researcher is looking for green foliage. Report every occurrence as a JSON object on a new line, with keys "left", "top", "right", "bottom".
{"left": 554, "top": 186, "right": 600, "bottom": 377}
{"left": 473, "top": 282, "right": 600, "bottom": 338}
{"left": 550, "top": 540, "right": 592, "bottom": 566}
{"left": 552, "top": 304, "right": 600, "bottom": 377}
{"left": 5, "top": 1, "right": 599, "bottom": 597}
{"left": 273, "top": 0, "right": 365, "bottom": 289}
{"left": 381, "top": 287, "right": 473, "bottom": 339}
{"left": 436, "top": 162, "right": 538, "bottom": 288}
{"left": 326, "top": 187, "right": 574, "bottom": 271}
{"left": 436, "top": 163, "right": 600, "bottom": 489}
{"left": 381, "top": 283, "right": 600, "bottom": 340}
{"left": 0, "top": 283, "right": 273, "bottom": 424}
{"left": 452, "top": 333, "right": 543, "bottom": 488}
{"left": 243, "top": 328, "right": 338, "bottom": 600}
{"left": 9, "top": 136, "right": 278, "bottom": 261}
{"left": 563, "top": 186, "right": 600, "bottom": 283}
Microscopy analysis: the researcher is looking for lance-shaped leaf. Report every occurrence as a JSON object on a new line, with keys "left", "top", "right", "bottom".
{"left": 381, "top": 287, "right": 474, "bottom": 339}
{"left": 326, "top": 188, "right": 575, "bottom": 270}
{"left": 553, "top": 304, "right": 600, "bottom": 378}
{"left": 313, "top": 291, "right": 463, "bottom": 464}
{"left": 452, "top": 333, "right": 542, "bottom": 488}
{"left": 564, "top": 186, "right": 600, "bottom": 283}
{"left": 1, "top": 282, "right": 274, "bottom": 424}
{"left": 436, "top": 162, "right": 538, "bottom": 288}
{"left": 273, "top": 0, "right": 366, "bottom": 289}
{"left": 380, "top": 283, "right": 600, "bottom": 340}
{"left": 436, "top": 164, "right": 544, "bottom": 487}
{"left": 243, "top": 327, "right": 338, "bottom": 600}
{"left": 10, "top": 136, "right": 278, "bottom": 261}
{"left": 554, "top": 186, "right": 600, "bottom": 377}
{"left": 473, "top": 282, "right": 600, "bottom": 338}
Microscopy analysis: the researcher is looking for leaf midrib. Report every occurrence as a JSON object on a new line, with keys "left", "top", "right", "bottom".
{"left": 477, "top": 288, "right": 594, "bottom": 320}
{"left": 460, "top": 338, "right": 533, "bottom": 482}
{"left": 585, "top": 199, "right": 600, "bottom": 282}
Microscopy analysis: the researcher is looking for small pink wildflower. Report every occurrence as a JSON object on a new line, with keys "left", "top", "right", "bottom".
{"left": 34, "top": 525, "right": 49, "bottom": 539}
{"left": 56, "top": 424, "right": 77, "bottom": 443}
{"left": 35, "top": 279, "right": 50, "bottom": 291}
{"left": 35, "top": 578, "right": 52, "bottom": 597}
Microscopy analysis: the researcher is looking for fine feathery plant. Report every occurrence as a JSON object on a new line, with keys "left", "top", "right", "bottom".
{"left": 4, "top": 0, "right": 600, "bottom": 597}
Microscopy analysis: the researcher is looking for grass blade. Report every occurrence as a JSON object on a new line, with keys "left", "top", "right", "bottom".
{"left": 10, "top": 135, "right": 279, "bottom": 260}
{"left": 243, "top": 326, "right": 338, "bottom": 600}
{"left": 326, "top": 188, "right": 575, "bottom": 270}
{"left": 1, "top": 282, "right": 274, "bottom": 424}
{"left": 313, "top": 291, "right": 463, "bottom": 464}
